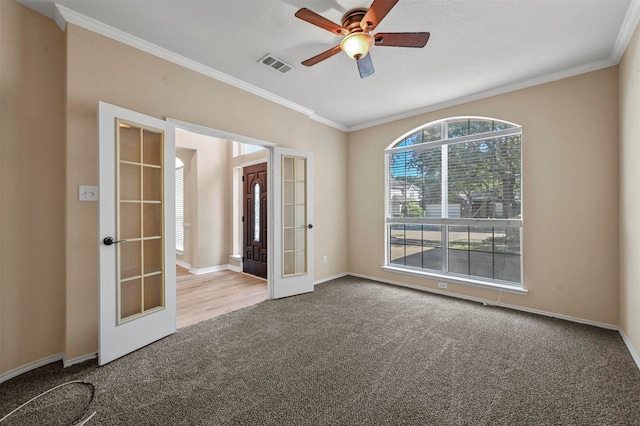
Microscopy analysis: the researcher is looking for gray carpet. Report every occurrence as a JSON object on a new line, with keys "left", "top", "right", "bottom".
{"left": 1, "top": 276, "right": 639, "bottom": 425}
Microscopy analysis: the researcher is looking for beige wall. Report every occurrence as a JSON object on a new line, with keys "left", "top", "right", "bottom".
{"left": 348, "top": 67, "right": 620, "bottom": 326}
{"left": 176, "top": 131, "right": 231, "bottom": 270}
{"left": 0, "top": 1, "right": 66, "bottom": 374}
{"left": 619, "top": 21, "right": 640, "bottom": 360}
{"left": 64, "top": 24, "right": 348, "bottom": 360}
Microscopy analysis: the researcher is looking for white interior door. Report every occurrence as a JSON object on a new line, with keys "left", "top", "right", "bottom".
{"left": 271, "top": 147, "right": 314, "bottom": 299}
{"left": 98, "top": 102, "right": 176, "bottom": 365}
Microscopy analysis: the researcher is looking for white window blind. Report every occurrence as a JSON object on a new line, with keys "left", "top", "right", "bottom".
{"left": 175, "top": 160, "right": 184, "bottom": 253}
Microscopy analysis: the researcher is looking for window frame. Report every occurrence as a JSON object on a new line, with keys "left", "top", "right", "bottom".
{"left": 383, "top": 117, "right": 526, "bottom": 294}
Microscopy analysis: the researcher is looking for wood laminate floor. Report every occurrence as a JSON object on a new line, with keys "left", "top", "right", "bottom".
{"left": 176, "top": 266, "right": 268, "bottom": 329}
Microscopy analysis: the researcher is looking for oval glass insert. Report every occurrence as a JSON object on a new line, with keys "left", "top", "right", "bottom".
{"left": 253, "top": 182, "right": 260, "bottom": 242}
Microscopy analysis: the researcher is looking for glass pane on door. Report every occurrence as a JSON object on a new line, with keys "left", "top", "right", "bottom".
{"left": 282, "top": 155, "right": 307, "bottom": 276}
{"left": 117, "top": 120, "right": 165, "bottom": 323}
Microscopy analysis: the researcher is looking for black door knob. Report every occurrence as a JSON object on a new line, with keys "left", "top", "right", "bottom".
{"left": 103, "top": 237, "right": 125, "bottom": 245}
{"left": 307, "top": 224, "right": 313, "bottom": 229}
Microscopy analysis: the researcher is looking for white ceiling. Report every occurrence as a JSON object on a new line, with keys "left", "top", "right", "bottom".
{"left": 17, "top": 0, "right": 640, "bottom": 130}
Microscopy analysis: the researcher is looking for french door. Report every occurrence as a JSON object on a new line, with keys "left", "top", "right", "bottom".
{"left": 98, "top": 102, "right": 176, "bottom": 365}
{"left": 271, "top": 148, "right": 314, "bottom": 299}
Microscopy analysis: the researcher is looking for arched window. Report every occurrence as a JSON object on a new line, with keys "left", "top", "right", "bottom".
{"left": 385, "top": 117, "right": 523, "bottom": 288}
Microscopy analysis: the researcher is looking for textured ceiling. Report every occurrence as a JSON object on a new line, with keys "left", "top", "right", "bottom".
{"left": 17, "top": 0, "right": 640, "bottom": 130}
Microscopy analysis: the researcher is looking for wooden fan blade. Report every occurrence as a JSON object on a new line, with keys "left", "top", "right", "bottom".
{"left": 373, "top": 32, "right": 430, "bottom": 48}
{"left": 295, "top": 8, "right": 348, "bottom": 36}
{"left": 301, "top": 45, "right": 342, "bottom": 66}
{"left": 357, "top": 53, "right": 375, "bottom": 78}
{"left": 361, "top": 0, "right": 399, "bottom": 31}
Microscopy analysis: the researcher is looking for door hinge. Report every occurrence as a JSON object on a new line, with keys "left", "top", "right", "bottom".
{"left": 242, "top": 256, "right": 245, "bottom": 262}
{"left": 242, "top": 176, "right": 245, "bottom": 182}
{"left": 242, "top": 216, "right": 244, "bottom": 222}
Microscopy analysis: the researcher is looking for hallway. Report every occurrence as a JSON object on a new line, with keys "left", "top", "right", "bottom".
{"left": 176, "top": 266, "right": 268, "bottom": 328}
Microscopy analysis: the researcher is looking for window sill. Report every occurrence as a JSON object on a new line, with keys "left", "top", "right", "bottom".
{"left": 382, "top": 265, "right": 528, "bottom": 295}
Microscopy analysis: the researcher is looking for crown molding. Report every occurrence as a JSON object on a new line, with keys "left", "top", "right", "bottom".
{"left": 309, "top": 114, "right": 348, "bottom": 131}
{"left": 53, "top": 4, "right": 347, "bottom": 132}
{"left": 343, "top": 0, "right": 640, "bottom": 131}
{"left": 611, "top": 0, "right": 640, "bottom": 63}
{"left": 52, "top": 1, "right": 640, "bottom": 134}
{"left": 347, "top": 56, "right": 616, "bottom": 132}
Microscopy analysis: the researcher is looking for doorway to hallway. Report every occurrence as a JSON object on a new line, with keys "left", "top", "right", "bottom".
{"left": 176, "top": 265, "right": 267, "bottom": 328}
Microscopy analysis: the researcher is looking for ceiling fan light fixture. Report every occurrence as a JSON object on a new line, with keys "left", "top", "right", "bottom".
{"left": 340, "top": 32, "right": 374, "bottom": 60}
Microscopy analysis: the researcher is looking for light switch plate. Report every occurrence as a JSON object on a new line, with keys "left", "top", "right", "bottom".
{"left": 79, "top": 185, "right": 98, "bottom": 201}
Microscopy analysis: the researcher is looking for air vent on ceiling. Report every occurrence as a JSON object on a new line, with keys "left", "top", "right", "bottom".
{"left": 259, "top": 54, "right": 294, "bottom": 75}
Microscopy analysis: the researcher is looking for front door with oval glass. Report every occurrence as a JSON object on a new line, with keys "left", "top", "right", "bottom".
{"left": 243, "top": 163, "right": 268, "bottom": 279}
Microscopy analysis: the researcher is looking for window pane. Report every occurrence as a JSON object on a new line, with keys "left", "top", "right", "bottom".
{"left": 447, "top": 120, "right": 471, "bottom": 138}
{"left": 470, "top": 251, "right": 494, "bottom": 280}
{"left": 448, "top": 226, "right": 468, "bottom": 250}
{"left": 448, "top": 226, "right": 469, "bottom": 275}
{"left": 469, "top": 226, "right": 493, "bottom": 253}
{"left": 388, "top": 224, "right": 443, "bottom": 270}
{"left": 283, "top": 205, "right": 294, "bottom": 227}
{"left": 422, "top": 124, "right": 442, "bottom": 142}
{"left": 388, "top": 146, "right": 441, "bottom": 218}
{"left": 119, "top": 124, "right": 141, "bottom": 163}
{"left": 142, "top": 130, "right": 162, "bottom": 167}
{"left": 448, "top": 136, "right": 521, "bottom": 219}
{"left": 448, "top": 248, "right": 468, "bottom": 275}
{"left": 447, "top": 226, "right": 522, "bottom": 283}
{"left": 495, "top": 252, "right": 521, "bottom": 283}
{"left": 389, "top": 224, "right": 406, "bottom": 266}
{"left": 422, "top": 225, "right": 442, "bottom": 271}
{"left": 447, "top": 119, "right": 510, "bottom": 139}
{"left": 494, "top": 228, "right": 521, "bottom": 283}
{"left": 396, "top": 131, "right": 423, "bottom": 148}
{"left": 404, "top": 224, "right": 422, "bottom": 267}
{"left": 120, "top": 278, "right": 142, "bottom": 320}
{"left": 144, "top": 273, "right": 163, "bottom": 311}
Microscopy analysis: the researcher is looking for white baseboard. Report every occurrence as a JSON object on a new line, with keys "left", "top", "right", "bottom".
{"left": 620, "top": 329, "right": 640, "bottom": 370}
{"left": 0, "top": 353, "right": 64, "bottom": 384}
{"left": 347, "top": 272, "right": 618, "bottom": 330}
{"left": 63, "top": 352, "right": 97, "bottom": 368}
{"left": 176, "top": 259, "right": 190, "bottom": 269}
{"left": 177, "top": 261, "right": 240, "bottom": 274}
{"left": 190, "top": 264, "right": 233, "bottom": 275}
{"left": 314, "top": 272, "right": 348, "bottom": 286}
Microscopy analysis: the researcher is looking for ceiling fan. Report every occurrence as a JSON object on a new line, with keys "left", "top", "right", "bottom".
{"left": 295, "top": 0, "right": 430, "bottom": 78}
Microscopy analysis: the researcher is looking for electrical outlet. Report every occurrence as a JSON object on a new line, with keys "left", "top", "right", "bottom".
{"left": 322, "top": 255, "right": 327, "bottom": 264}
{"left": 438, "top": 282, "right": 447, "bottom": 289}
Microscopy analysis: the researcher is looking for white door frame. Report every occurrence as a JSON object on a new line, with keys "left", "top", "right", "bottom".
{"left": 167, "top": 119, "right": 277, "bottom": 296}
{"left": 167, "top": 119, "right": 316, "bottom": 300}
